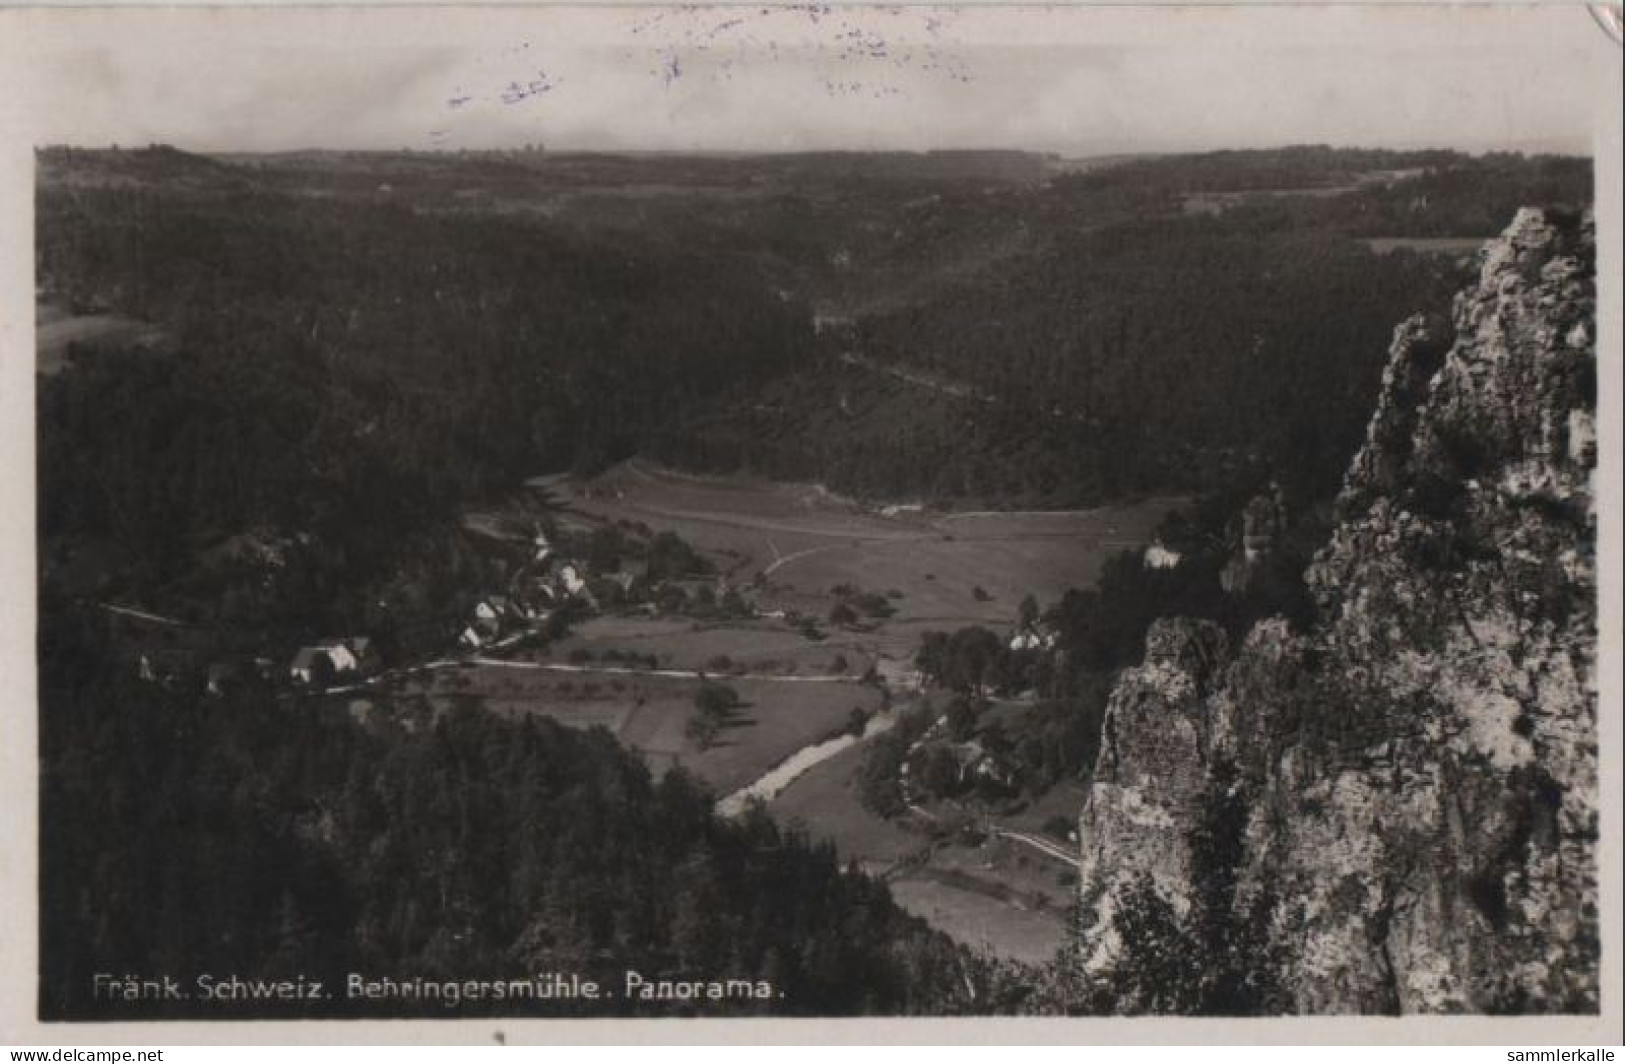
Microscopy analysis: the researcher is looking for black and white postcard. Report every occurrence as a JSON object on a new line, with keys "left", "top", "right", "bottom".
{"left": 0, "top": 2, "right": 1619, "bottom": 1044}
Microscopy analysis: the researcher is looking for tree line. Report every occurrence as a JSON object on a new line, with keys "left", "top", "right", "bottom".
{"left": 39, "top": 599, "right": 982, "bottom": 1019}
{"left": 37, "top": 183, "right": 812, "bottom": 642}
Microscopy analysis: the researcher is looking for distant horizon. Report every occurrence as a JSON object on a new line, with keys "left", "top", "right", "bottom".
{"left": 7, "top": 6, "right": 1608, "bottom": 159}
{"left": 33, "top": 140, "right": 1598, "bottom": 160}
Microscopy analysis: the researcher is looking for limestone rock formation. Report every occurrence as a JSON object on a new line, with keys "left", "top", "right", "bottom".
{"left": 1220, "top": 481, "right": 1288, "bottom": 593}
{"left": 1076, "top": 617, "right": 1230, "bottom": 976}
{"left": 1076, "top": 208, "right": 1598, "bottom": 1014}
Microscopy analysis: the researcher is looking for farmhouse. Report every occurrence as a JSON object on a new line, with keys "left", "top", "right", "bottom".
{"left": 465, "top": 592, "right": 543, "bottom": 648}
{"left": 459, "top": 616, "right": 501, "bottom": 649}
{"left": 948, "top": 739, "right": 1019, "bottom": 792}
{"left": 288, "top": 639, "right": 366, "bottom": 685}
{"left": 557, "top": 563, "right": 588, "bottom": 598}
{"left": 1143, "top": 543, "right": 1182, "bottom": 570}
{"left": 531, "top": 559, "right": 598, "bottom": 609}
{"left": 473, "top": 596, "right": 518, "bottom": 623}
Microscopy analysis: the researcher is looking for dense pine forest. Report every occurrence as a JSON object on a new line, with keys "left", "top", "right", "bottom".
{"left": 39, "top": 598, "right": 992, "bottom": 1019}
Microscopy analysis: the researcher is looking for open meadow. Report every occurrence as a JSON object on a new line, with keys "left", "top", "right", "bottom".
{"left": 373, "top": 458, "right": 1176, "bottom": 961}
{"left": 770, "top": 738, "right": 1080, "bottom": 966}
{"left": 478, "top": 460, "right": 1181, "bottom": 960}
{"left": 558, "top": 459, "right": 1180, "bottom": 660}
{"left": 548, "top": 615, "right": 877, "bottom": 678}
{"left": 417, "top": 658, "right": 882, "bottom": 797}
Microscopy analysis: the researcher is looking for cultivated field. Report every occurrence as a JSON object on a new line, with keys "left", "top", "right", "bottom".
{"left": 770, "top": 740, "right": 921, "bottom": 869}
{"left": 478, "top": 459, "right": 1178, "bottom": 961}
{"left": 549, "top": 615, "right": 876, "bottom": 678}
{"left": 561, "top": 459, "right": 1178, "bottom": 659}
{"left": 770, "top": 740, "right": 1078, "bottom": 966}
{"left": 887, "top": 874, "right": 1067, "bottom": 967}
{"left": 420, "top": 660, "right": 882, "bottom": 796}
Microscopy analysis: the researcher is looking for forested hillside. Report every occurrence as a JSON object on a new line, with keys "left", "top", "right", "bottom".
{"left": 39, "top": 146, "right": 1591, "bottom": 556}
{"left": 683, "top": 223, "right": 1457, "bottom": 503}
{"left": 657, "top": 150, "right": 1590, "bottom": 504}
{"left": 37, "top": 171, "right": 812, "bottom": 640}
{"left": 38, "top": 599, "right": 982, "bottom": 1019}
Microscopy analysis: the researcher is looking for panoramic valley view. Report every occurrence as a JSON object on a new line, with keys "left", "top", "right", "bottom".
{"left": 34, "top": 138, "right": 1600, "bottom": 1018}
{"left": 18, "top": 0, "right": 1610, "bottom": 1031}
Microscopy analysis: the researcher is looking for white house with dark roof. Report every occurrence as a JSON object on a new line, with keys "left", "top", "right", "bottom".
{"left": 288, "top": 640, "right": 363, "bottom": 685}
{"left": 1143, "top": 543, "right": 1183, "bottom": 570}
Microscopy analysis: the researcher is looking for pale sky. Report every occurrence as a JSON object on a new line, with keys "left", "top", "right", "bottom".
{"left": 5, "top": 4, "right": 1615, "bottom": 155}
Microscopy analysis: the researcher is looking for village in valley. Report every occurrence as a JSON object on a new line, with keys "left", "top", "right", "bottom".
{"left": 43, "top": 137, "right": 1560, "bottom": 971}
{"left": 24, "top": 0, "right": 1605, "bottom": 1018}
{"left": 88, "top": 446, "right": 1182, "bottom": 964}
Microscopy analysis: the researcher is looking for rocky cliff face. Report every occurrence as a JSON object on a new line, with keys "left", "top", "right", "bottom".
{"left": 1075, "top": 208, "right": 1598, "bottom": 1014}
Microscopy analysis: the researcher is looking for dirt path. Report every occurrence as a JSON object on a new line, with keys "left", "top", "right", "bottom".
{"left": 99, "top": 602, "right": 195, "bottom": 628}
{"left": 595, "top": 501, "right": 923, "bottom": 543}
{"left": 312, "top": 652, "right": 869, "bottom": 696}
{"left": 837, "top": 351, "right": 993, "bottom": 404}
{"left": 466, "top": 656, "right": 861, "bottom": 685}
{"left": 991, "top": 828, "right": 1080, "bottom": 870}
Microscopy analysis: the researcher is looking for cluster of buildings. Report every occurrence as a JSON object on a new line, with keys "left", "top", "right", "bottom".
{"left": 1006, "top": 620, "right": 1058, "bottom": 652}
{"left": 287, "top": 636, "right": 377, "bottom": 687}
{"left": 456, "top": 534, "right": 603, "bottom": 649}
{"left": 457, "top": 594, "right": 531, "bottom": 650}
{"left": 115, "top": 520, "right": 680, "bottom": 700}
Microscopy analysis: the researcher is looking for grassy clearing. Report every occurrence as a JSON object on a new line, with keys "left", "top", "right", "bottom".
{"left": 772, "top": 511, "right": 1165, "bottom": 626}
{"left": 424, "top": 664, "right": 646, "bottom": 732}
{"left": 887, "top": 876, "right": 1068, "bottom": 967}
{"left": 769, "top": 739, "right": 921, "bottom": 868}
{"left": 37, "top": 303, "right": 172, "bottom": 375}
{"left": 926, "top": 834, "right": 1075, "bottom": 913}
{"left": 1362, "top": 236, "right": 1486, "bottom": 255}
{"left": 549, "top": 615, "right": 875, "bottom": 677}
{"left": 770, "top": 719, "right": 1082, "bottom": 965}
{"left": 567, "top": 461, "right": 1180, "bottom": 638}
{"left": 490, "top": 460, "right": 1179, "bottom": 962}
{"left": 424, "top": 661, "right": 880, "bottom": 797}
{"left": 633, "top": 677, "right": 883, "bottom": 796}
